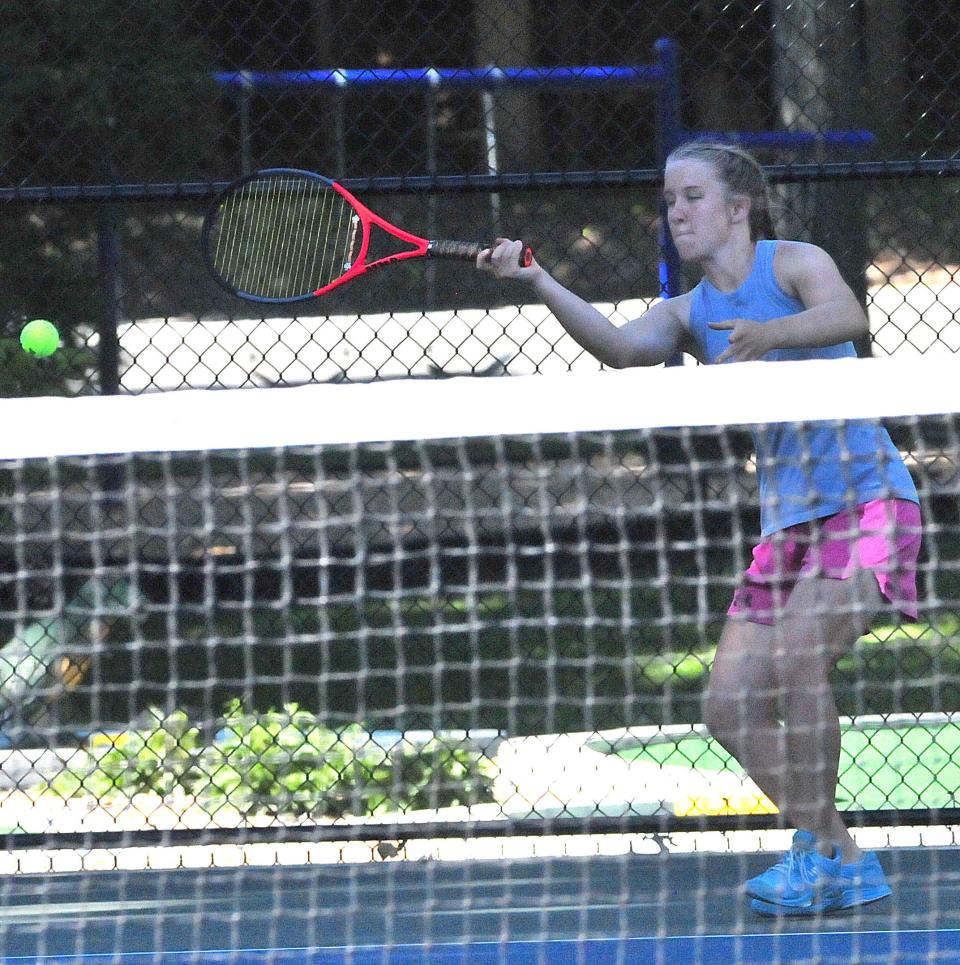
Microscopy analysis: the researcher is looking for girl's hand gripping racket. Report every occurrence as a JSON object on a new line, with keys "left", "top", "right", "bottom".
{"left": 202, "top": 167, "right": 533, "bottom": 303}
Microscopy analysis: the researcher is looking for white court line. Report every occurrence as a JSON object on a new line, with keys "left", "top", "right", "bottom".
{"left": 0, "top": 897, "right": 228, "bottom": 921}
{"left": 8, "top": 928, "right": 955, "bottom": 962}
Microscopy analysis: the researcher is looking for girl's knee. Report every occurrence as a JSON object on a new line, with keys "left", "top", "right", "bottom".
{"left": 704, "top": 681, "right": 758, "bottom": 746}
{"left": 707, "top": 619, "right": 777, "bottom": 744}
{"left": 773, "top": 638, "right": 835, "bottom": 686}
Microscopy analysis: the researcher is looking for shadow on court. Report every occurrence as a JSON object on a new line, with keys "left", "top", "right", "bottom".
{"left": 0, "top": 847, "right": 957, "bottom": 963}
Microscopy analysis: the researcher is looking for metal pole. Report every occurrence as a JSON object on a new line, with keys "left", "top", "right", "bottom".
{"left": 239, "top": 71, "right": 253, "bottom": 175}
{"left": 97, "top": 202, "right": 124, "bottom": 497}
{"left": 97, "top": 209, "right": 121, "bottom": 396}
{"left": 334, "top": 71, "right": 347, "bottom": 179}
{"left": 481, "top": 68, "right": 502, "bottom": 239}
{"left": 425, "top": 71, "right": 439, "bottom": 305}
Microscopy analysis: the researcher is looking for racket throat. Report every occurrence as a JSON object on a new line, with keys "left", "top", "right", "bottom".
{"left": 343, "top": 214, "right": 361, "bottom": 271}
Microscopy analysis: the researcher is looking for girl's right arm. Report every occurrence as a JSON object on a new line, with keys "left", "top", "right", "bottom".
{"left": 477, "top": 239, "right": 692, "bottom": 368}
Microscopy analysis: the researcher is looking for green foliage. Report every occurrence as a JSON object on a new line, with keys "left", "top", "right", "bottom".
{"left": 43, "top": 702, "right": 497, "bottom": 819}
{"left": 48, "top": 709, "right": 204, "bottom": 799}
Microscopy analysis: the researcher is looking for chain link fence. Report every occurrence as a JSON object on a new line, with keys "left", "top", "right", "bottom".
{"left": 1, "top": 1, "right": 959, "bottom": 844}
{"left": 2, "top": 1, "right": 959, "bottom": 395}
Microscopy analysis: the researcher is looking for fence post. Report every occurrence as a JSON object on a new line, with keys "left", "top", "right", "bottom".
{"left": 97, "top": 205, "right": 121, "bottom": 396}
{"left": 238, "top": 71, "right": 254, "bottom": 175}
{"left": 425, "top": 70, "right": 440, "bottom": 305}
{"left": 481, "top": 68, "right": 502, "bottom": 239}
{"left": 96, "top": 201, "right": 124, "bottom": 496}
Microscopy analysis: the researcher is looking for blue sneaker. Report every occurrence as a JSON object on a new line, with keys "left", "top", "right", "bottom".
{"left": 744, "top": 830, "right": 843, "bottom": 913}
{"left": 837, "top": 852, "right": 892, "bottom": 909}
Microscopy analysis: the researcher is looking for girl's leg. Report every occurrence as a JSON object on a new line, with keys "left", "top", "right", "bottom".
{"left": 705, "top": 617, "right": 785, "bottom": 807}
{"left": 705, "top": 570, "right": 882, "bottom": 862}
{"left": 772, "top": 570, "right": 882, "bottom": 861}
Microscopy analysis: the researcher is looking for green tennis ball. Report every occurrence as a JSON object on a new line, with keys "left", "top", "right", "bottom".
{"left": 20, "top": 319, "right": 60, "bottom": 357}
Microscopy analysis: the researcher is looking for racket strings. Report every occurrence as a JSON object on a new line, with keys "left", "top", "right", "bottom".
{"left": 210, "top": 175, "right": 357, "bottom": 300}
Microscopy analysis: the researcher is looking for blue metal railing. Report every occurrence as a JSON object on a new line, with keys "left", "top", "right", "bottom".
{"left": 213, "top": 64, "right": 666, "bottom": 91}
{"left": 214, "top": 52, "right": 681, "bottom": 235}
{"left": 211, "top": 38, "right": 876, "bottom": 303}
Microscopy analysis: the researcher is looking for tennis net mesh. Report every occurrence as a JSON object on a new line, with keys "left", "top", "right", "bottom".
{"left": 0, "top": 356, "right": 958, "bottom": 847}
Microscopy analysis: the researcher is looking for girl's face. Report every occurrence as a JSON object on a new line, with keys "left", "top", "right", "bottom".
{"left": 663, "top": 159, "right": 742, "bottom": 262}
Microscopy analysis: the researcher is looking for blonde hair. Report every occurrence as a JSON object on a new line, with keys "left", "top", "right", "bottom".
{"left": 665, "top": 141, "right": 776, "bottom": 241}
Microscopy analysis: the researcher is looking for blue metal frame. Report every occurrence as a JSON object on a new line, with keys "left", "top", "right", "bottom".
{"left": 213, "top": 64, "right": 666, "bottom": 92}
{"left": 212, "top": 39, "right": 876, "bottom": 308}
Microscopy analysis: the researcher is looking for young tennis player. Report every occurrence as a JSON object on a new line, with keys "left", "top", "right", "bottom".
{"left": 478, "top": 140, "right": 921, "bottom": 917}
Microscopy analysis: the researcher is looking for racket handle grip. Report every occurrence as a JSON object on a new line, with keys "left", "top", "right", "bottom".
{"left": 431, "top": 240, "right": 534, "bottom": 267}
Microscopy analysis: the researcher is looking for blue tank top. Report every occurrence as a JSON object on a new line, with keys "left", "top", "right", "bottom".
{"left": 688, "top": 240, "right": 918, "bottom": 536}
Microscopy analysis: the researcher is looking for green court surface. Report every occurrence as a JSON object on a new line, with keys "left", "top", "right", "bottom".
{"left": 615, "top": 717, "right": 960, "bottom": 812}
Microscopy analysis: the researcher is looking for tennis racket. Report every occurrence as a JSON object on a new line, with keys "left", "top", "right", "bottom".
{"left": 202, "top": 168, "right": 533, "bottom": 303}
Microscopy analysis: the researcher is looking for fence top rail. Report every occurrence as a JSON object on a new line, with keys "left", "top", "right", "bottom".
{"left": 2, "top": 159, "right": 958, "bottom": 205}
{"left": 696, "top": 129, "right": 876, "bottom": 148}
{"left": 212, "top": 64, "right": 666, "bottom": 92}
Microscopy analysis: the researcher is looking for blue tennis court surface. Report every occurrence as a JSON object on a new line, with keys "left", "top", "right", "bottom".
{"left": 0, "top": 848, "right": 957, "bottom": 964}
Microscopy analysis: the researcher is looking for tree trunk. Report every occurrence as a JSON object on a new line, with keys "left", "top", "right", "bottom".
{"left": 689, "top": 0, "right": 766, "bottom": 134}
{"left": 771, "top": 0, "right": 871, "bottom": 354}
{"left": 473, "top": 0, "right": 541, "bottom": 172}
{"left": 304, "top": 0, "right": 336, "bottom": 64}
{"left": 862, "top": 0, "right": 910, "bottom": 154}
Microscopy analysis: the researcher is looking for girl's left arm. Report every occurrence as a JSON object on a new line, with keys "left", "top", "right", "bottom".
{"left": 765, "top": 240, "right": 869, "bottom": 349}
